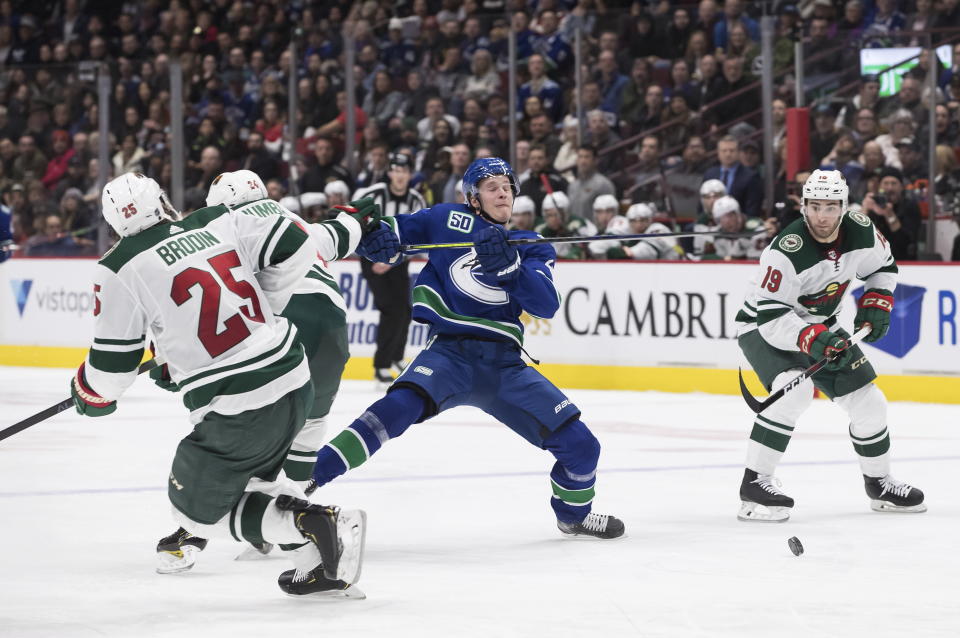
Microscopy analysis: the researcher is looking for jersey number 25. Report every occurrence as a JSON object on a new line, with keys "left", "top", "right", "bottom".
{"left": 171, "top": 249, "right": 265, "bottom": 358}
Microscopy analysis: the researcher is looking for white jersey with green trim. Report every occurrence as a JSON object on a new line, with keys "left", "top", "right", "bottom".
{"left": 735, "top": 212, "right": 897, "bottom": 352}
{"left": 228, "top": 198, "right": 361, "bottom": 314}
{"left": 85, "top": 204, "right": 315, "bottom": 423}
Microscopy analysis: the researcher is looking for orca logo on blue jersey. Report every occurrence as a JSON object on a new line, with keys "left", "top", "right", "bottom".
{"left": 449, "top": 251, "right": 509, "bottom": 304}
{"left": 447, "top": 211, "right": 474, "bottom": 234}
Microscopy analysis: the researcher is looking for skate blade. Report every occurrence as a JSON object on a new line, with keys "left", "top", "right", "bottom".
{"left": 156, "top": 545, "right": 200, "bottom": 574}
{"left": 235, "top": 542, "right": 275, "bottom": 561}
{"left": 285, "top": 584, "right": 366, "bottom": 600}
{"left": 336, "top": 509, "right": 367, "bottom": 584}
{"left": 870, "top": 500, "right": 928, "bottom": 513}
{"left": 737, "top": 502, "right": 791, "bottom": 523}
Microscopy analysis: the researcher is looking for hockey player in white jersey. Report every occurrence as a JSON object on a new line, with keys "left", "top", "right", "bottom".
{"left": 735, "top": 169, "right": 925, "bottom": 522}
{"left": 71, "top": 173, "right": 366, "bottom": 597}
{"left": 154, "top": 169, "right": 370, "bottom": 573}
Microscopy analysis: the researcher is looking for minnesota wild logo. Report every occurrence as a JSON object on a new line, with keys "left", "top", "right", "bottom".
{"left": 798, "top": 280, "right": 850, "bottom": 315}
{"left": 849, "top": 211, "right": 871, "bottom": 227}
{"left": 778, "top": 233, "right": 802, "bottom": 252}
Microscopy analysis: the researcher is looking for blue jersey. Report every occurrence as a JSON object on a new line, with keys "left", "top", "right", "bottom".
{"left": 385, "top": 203, "right": 560, "bottom": 346}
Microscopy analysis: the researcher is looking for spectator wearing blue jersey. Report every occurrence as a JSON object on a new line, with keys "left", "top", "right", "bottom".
{"left": 712, "top": 0, "right": 759, "bottom": 50}
{"left": 518, "top": 54, "right": 563, "bottom": 122}
{"left": 312, "top": 157, "right": 625, "bottom": 540}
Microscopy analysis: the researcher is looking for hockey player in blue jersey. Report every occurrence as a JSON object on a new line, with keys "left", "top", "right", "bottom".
{"left": 312, "top": 157, "right": 625, "bottom": 539}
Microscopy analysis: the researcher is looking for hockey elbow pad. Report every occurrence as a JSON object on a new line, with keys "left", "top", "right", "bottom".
{"left": 71, "top": 363, "right": 117, "bottom": 417}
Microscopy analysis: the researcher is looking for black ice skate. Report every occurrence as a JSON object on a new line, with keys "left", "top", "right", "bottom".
{"left": 738, "top": 468, "right": 794, "bottom": 522}
{"left": 156, "top": 527, "right": 208, "bottom": 574}
{"left": 864, "top": 475, "right": 927, "bottom": 513}
{"left": 557, "top": 512, "right": 625, "bottom": 539}
{"left": 278, "top": 564, "right": 366, "bottom": 599}
{"left": 275, "top": 495, "right": 340, "bottom": 579}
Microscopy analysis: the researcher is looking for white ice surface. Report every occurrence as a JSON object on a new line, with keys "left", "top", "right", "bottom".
{"left": 1, "top": 366, "right": 958, "bottom": 638}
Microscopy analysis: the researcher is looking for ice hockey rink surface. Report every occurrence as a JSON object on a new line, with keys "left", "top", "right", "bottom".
{"left": 1, "top": 366, "right": 958, "bottom": 638}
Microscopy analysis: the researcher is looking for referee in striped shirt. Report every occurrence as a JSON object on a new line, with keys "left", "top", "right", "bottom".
{"left": 353, "top": 153, "right": 427, "bottom": 385}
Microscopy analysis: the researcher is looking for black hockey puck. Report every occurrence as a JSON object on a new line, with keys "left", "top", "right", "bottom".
{"left": 788, "top": 536, "right": 804, "bottom": 556}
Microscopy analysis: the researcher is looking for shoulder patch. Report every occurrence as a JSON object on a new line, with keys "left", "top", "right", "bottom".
{"left": 446, "top": 210, "right": 475, "bottom": 234}
{"left": 849, "top": 211, "right": 871, "bottom": 227}
{"left": 778, "top": 233, "right": 803, "bottom": 253}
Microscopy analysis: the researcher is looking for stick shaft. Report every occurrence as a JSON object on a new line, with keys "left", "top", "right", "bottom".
{"left": 0, "top": 359, "right": 161, "bottom": 443}
{"left": 400, "top": 230, "right": 757, "bottom": 251}
{"left": 738, "top": 325, "right": 872, "bottom": 414}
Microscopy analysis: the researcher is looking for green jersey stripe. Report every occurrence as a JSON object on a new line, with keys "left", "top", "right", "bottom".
{"left": 849, "top": 426, "right": 888, "bottom": 443}
{"left": 756, "top": 414, "right": 795, "bottom": 431}
{"left": 89, "top": 347, "right": 145, "bottom": 373}
{"left": 412, "top": 285, "right": 523, "bottom": 344}
{"left": 94, "top": 336, "right": 146, "bottom": 346}
{"left": 305, "top": 270, "right": 343, "bottom": 296}
{"left": 178, "top": 324, "right": 294, "bottom": 390}
{"left": 750, "top": 422, "right": 791, "bottom": 453}
{"left": 257, "top": 217, "right": 285, "bottom": 270}
{"left": 330, "top": 428, "right": 369, "bottom": 469}
{"left": 268, "top": 222, "right": 308, "bottom": 266}
{"left": 319, "top": 220, "right": 352, "bottom": 259}
{"left": 182, "top": 341, "right": 302, "bottom": 411}
{"left": 757, "top": 307, "right": 791, "bottom": 325}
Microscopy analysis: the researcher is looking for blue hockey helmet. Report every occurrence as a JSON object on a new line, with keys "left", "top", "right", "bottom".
{"left": 461, "top": 157, "right": 519, "bottom": 206}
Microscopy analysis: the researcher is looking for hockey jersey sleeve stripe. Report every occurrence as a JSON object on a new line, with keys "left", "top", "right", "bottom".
{"left": 89, "top": 347, "right": 145, "bottom": 373}
{"left": 93, "top": 336, "right": 146, "bottom": 346}
{"left": 265, "top": 223, "right": 309, "bottom": 266}
{"left": 756, "top": 307, "right": 791, "bottom": 325}
{"left": 550, "top": 479, "right": 595, "bottom": 505}
{"left": 305, "top": 269, "right": 341, "bottom": 296}
{"left": 257, "top": 218, "right": 285, "bottom": 270}
{"left": 411, "top": 285, "right": 523, "bottom": 343}
{"left": 326, "top": 212, "right": 363, "bottom": 259}
{"left": 318, "top": 220, "right": 352, "bottom": 260}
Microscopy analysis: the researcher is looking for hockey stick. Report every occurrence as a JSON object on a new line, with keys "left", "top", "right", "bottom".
{"left": 0, "top": 358, "right": 162, "bottom": 442}
{"left": 400, "top": 229, "right": 757, "bottom": 251}
{"left": 737, "top": 325, "right": 872, "bottom": 414}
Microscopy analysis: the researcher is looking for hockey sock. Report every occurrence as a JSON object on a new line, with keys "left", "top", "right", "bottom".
{"left": 544, "top": 420, "right": 601, "bottom": 524}
{"left": 834, "top": 384, "right": 891, "bottom": 477}
{"left": 313, "top": 388, "right": 425, "bottom": 486}
{"left": 745, "top": 369, "right": 813, "bottom": 476}
{"left": 283, "top": 416, "right": 329, "bottom": 484}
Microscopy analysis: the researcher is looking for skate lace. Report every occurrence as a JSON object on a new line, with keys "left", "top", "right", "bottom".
{"left": 581, "top": 513, "right": 609, "bottom": 533}
{"left": 879, "top": 476, "right": 912, "bottom": 498}
{"left": 292, "top": 568, "right": 314, "bottom": 584}
{"left": 753, "top": 475, "right": 787, "bottom": 496}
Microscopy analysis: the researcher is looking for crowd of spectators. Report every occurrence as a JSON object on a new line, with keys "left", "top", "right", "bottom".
{"left": 0, "top": 0, "right": 959, "bottom": 263}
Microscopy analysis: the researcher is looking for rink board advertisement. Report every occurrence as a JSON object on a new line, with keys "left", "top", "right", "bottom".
{"left": 2, "top": 258, "right": 959, "bottom": 402}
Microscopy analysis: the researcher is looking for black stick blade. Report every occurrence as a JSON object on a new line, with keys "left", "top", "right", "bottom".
{"left": 738, "top": 368, "right": 766, "bottom": 414}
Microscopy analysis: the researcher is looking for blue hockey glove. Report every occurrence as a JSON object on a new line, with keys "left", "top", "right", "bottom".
{"left": 356, "top": 220, "right": 400, "bottom": 263}
{"left": 70, "top": 363, "right": 117, "bottom": 417}
{"left": 474, "top": 225, "right": 519, "bottom": 283}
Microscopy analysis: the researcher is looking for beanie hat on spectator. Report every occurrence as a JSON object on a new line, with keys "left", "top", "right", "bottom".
{"left": 513, "top": 195, "right": 535, "bottom": 215}
{"left": 593, "top": 194, "right": 619, "bottom": 213}
{"left": 711, "top": 195, "right": 740, "bottom": 222}
{"left": 700, "top": 179, "right": 726, "bottom": 197}
{"left": 626, "top": 203, "right": 655, "bottom": 220}
{"left": 542, "top": 191, "right": 569, "bottom": 215}
{"left": 281, "top": 193, "right": 328, "bottom": 212}
{"left": 389, "top": 17, "right": 403, "bottom": 31}
{"left": 324, "top": 180, "right": 350, "bottom": 198}
{"left": 60, "top": 187, "right": 84, "bottom": 207}
{"left": 878, "top": 166, "right": 904, "bottom": 183}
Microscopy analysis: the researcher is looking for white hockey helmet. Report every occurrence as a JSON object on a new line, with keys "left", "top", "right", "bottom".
{"left": 801, "top": 169, "right": 848, "bottom": 214}
{"left": 626, "top": 202, "right": 655, "bottom": 220}
{"left": 592, "top": 194, "right": 619, "bottom": 213}
{"left": 101, "top": 172, "right": 179, "bottom": 238}
{"left": 700, "top": 179, "right": 727, "bottom": 197}
{"left": 711, "top": 195, "right": 740, "bottom": 222}
{"left": 513, "top": 195, "right": 535, "bottom": 215}
{"left": 206, "top": 170, "right": 268, "bottom": 207}
{"left": 606, "top": 215, "right": 631, "bottom": 235}
{"left": 542, "top": 191, "right": 569, "bottom": 213}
